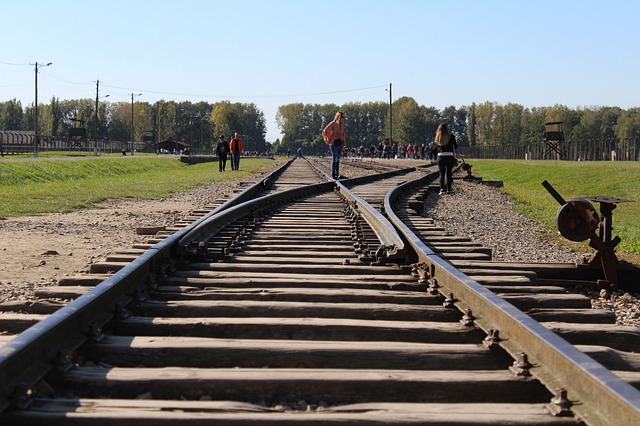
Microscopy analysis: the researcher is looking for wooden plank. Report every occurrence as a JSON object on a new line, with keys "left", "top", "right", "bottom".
{"left": 501, "top": 293, "right": 592, "bottom": 310}
{"left": 1, "top": 400, "right": 574, "bottom": 425}
{"left": 578, "top": 345, "right": 640, "bottom": 370}
{"left": 527, "top": 309, "right": 615, "bottom": 324}
{"left": 0, "top": 313, "right": 46, "bottom": 333}
{"left": 138, "top": 300, "right": 457, "bottom": 322}
{"left": 79, "top": 337, "right": 511, "bottom": 370}
{"left": 0, "top": 300, "right": 66, "bottom": 314}
{"left": 543, "top": 322, "right": 640, "bottom": 352}
{"left": 469, "top": 275, "right": 534, "bottom": 285}
{"left": 52, "top": 367, "right": 550, "bottom": 404}
{"left": 159, "top": 276, "right": 426, "bottom": 292}
{"left": 171, "top": 270, "right": 418, "bottom": 283}
{"left": 113, "top": 317, "right": 485, "bottom": 343}
{"left": 484, "top": 286, "right": 568, "bottom": 294}
{"left": 57, "top": 274, "right": 112, "bottom": 286}
{"left": 151, "top": 286, "right": 436, "bottom": 305}
{"left": 0, "top": 335, "right": 15, "bottom": 344}
{"left": 35, "top": 286, "right": 88, "bottom": 299}
{"left": 186, "top": 263, "right": 413, "bottom": 276}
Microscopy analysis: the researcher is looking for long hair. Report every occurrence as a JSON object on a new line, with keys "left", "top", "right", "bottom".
{"left": 334, "top": 111, "right": 344, "bottom": 127}
{"left": 435, "top": 123, "right": 450, "bottom": 146}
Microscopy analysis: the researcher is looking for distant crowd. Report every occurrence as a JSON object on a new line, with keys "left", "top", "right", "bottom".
{"left": 286, "top": 140, "right": 440, "bottom": 161}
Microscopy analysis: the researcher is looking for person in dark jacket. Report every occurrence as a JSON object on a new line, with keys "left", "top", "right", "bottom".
{"left": 216, "top": 134, "right": 230, "bottom": 172}
{"left": 434, "top": 123, "right": 458, "bottom": 195}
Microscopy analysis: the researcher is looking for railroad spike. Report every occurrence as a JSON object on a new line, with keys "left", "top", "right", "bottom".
{"left": 483, "top": 329, "right": 502, "bottom": 349}
{"left": 509, "top": 352, "right": 532, "bottom": 378}
{"left": 546, "top": 388, "right": 573, "bottom": 417}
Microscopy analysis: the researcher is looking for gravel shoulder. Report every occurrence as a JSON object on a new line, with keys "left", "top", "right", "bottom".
{"left": 0, "top": 179, "right": 242, "bottom": 303}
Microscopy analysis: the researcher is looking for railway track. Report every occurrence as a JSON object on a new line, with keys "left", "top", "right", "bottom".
{"left": 1, "top": 157, "right": 639, "bottom": 425}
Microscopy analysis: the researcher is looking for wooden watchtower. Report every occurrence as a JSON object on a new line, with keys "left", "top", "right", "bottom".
{"left": 543, "top": 121, "right": 564, "bottom": 159}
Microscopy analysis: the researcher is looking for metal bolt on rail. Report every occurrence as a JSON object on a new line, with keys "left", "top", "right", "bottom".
{"left": 443, "top": 292, "right": 458, "bottom": 308}
{"left": 510, "top": 352, "right": 533, "bottom": 378}
{"left": 86, "top": 322, "right": 105, "bottom": 344}
{"left": 428, "top": 279, "right": 440, "bottom": 295}
{"left": 460, "top": 308, "right": 476, "bottom": 326}
{"left": 547, "top": 388, "right": 573, "bottom": 417}
{"left": 483, "top": 329, "right": 502, "bottom": 350}
{"left": 53, "top": 349, "right": 75, "bottom": 374}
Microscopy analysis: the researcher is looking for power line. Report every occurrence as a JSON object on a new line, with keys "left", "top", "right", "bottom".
{"left": 100, "top": 84, "right": 388, "bottom": 101}
{"left": 0, "top": 61, "right": 30, "bottom": 66}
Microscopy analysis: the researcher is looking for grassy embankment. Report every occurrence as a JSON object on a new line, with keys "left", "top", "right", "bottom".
{"left": 0, "top": 156, "right": 276, "bottom": 218}
{"left": 468, "top": 159, "right": 640, "bottom": 262}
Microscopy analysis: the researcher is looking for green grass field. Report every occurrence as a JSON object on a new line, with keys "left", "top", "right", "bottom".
{"left": 0, "top": 156, "right": 276, "bottom": 217}
{"left": 468, "top": 160, "right": 640, "bottom": 261}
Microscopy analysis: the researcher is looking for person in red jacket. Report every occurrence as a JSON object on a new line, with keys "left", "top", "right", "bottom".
{"left": 230, "top": 132, "right": 243, "bottom": 171}
{"left": 322, "top": 111, "right": 346, "bottom": 179}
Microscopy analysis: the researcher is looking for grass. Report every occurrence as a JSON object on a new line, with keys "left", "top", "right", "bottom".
{"left": 0, "top": 156, "right": 276, "bottom": 217}
{"left": 467, "top": 159, "right": 640, "bottom": 262}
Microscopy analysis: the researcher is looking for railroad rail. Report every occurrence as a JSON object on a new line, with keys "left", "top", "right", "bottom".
{"left": 0, "top": 157, "right": 639, "bottom": 425}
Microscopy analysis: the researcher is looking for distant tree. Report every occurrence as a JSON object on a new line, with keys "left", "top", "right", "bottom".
{"left": 466, "top": 103, "right": 477, "bottom": 147}
{"left": 0, "top": 99, "right": 24, "bottom": 130}
{"left": 394, "top": 97, "right": 426, "bottom": 147}
{"left": 441, "top": 105, "right": 468, "bottom": 146}
{"left": 614, "top": 108, "right": 640, "bottom": 141}
{"left": 502, "top": 103, "right": 524, "bottom": 146}
{"left": 474, "top": 101, "right": 498, "bottom": 145}
{"left": 520, "top": 106, "right": 547, "bottom": 145}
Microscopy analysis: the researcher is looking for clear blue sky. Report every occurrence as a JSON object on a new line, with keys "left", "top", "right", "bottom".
{"left": 2, "top": 0, "right": 638, "bottom": 141}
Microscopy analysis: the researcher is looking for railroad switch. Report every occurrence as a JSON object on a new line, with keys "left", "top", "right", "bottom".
{"left": 458, "top": 157, "right": 482, "bottom": 181}
{"left": 542, "top": 180, "right": 634, "bottom": 289}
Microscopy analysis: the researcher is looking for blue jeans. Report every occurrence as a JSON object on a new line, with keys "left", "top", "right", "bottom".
{"left": 231, "top": 152, "right": 240, "bottom": 170}
{"left": 330, "top": 144, "right": 342, "bottom": 178}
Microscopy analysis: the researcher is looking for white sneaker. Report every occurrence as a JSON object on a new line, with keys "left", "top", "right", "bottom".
{"left": 438, "top": 189, "right": 445, "bottom": 195}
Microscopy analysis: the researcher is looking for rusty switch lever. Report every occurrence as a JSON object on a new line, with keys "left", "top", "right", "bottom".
{"left": 542, "top": 180, "right": 566, "bottom": 205}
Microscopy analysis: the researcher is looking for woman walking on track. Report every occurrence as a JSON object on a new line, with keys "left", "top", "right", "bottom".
{"left": 322, "top": 111, "right": 346, "bottom": 179}
{"left": 434, "top": 123, "right": 457, "bottom": 195}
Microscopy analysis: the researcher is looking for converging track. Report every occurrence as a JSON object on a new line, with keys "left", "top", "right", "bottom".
{"left": 1, "top": 157, "right": 639, "bottom": 425}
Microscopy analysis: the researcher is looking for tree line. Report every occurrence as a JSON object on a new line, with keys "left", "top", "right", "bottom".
{"left": 0, "top": 98, "right": 267, "bottom": 154}
{"left": 274, "top": 98, "right": 640, "bottom": 156}
{"left": 2, "top": 96, "right": 639, "bottom": 156}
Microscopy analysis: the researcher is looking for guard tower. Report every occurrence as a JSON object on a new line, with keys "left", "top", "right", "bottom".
{"left": 543, "top": 121, "right": 564, "bottom": 159}
{"left": 69, "top": 118, "right": 87, "bottom": 149}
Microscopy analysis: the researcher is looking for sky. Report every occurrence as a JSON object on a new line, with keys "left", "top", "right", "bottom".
{"left": 1, "top": 0, "right": 639, "bottom": 142}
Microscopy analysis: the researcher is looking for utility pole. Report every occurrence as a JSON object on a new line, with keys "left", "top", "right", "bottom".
{"left": 131, "top": 93, "right": 142, "bottom": 155}
{"left": 94, "top": 80, "right": 99, "bottom": 156}
{"left": 388, "top": 82, "right": 393, "bottom": 145}
{"left": 33, "top": 61, "right": 52, "bottom": 158}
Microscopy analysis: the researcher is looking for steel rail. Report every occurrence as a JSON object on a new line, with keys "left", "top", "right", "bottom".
{"left": 0, "top": 158, "right": 298, "bottom": 412}
{"left": 335, "top": 180, "right": 406, "bottom": 262}
{"left": 384, "top": 174, "right": 640, "bottom": 425}
{"left": 0, "top": 161, "right": 410, "bottom": 413}
{"left": 177, "top": 181, "right": 334, "bottom": 256}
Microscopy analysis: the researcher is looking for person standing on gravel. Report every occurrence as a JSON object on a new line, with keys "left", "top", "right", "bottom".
{"left": 322, "top": 111, "right": 346, "bottom": 179}
{"left": 434, "top": 123, "right": 458, "bottom": 195}
{"left": 216, "top": 135, "right": 230, "bottom": 172}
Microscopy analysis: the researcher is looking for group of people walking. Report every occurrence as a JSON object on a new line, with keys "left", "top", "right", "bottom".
{"left": 322, "top": 110, "right": 457, "bottom": 194}
{"left": 215, "top": 132, "right": 243, "bottom": 172}
{"left": 214, "top": 113, "right": 458, "bottom": 196}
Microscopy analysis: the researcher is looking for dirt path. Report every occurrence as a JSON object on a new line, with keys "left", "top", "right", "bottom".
{"left": 0, "top": 180, "right": 238, "bottom": 302}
